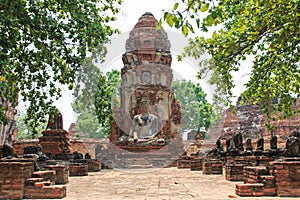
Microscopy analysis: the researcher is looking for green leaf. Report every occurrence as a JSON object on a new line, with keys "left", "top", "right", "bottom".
{"left": 166, "top": 14, "right": 174, "bottom": 27}
{"left": 173, "top": 3, "right": 179, "bottom": 10}
{"left": 196, "top": 18, "right": 200, "bottom": 28}
{"left": 182, "top": 25, "right": 189, "bottom": 36}
{"left": 157, "top": 19, "right": 162, "bottom": 30}
{"left": 177, "top": 55, "right": 183, "bottom": 61}
{"left": 255, "top": 20, "right": 262, "bottom": 26}
{"left": 164, "top": 12, "right": 169, "bottom": 20}
{"left": 200, "top": 4, "right": 209, "bottom": 12}
{"left": 205, "top": 15, "right": 214, "bottom": 26}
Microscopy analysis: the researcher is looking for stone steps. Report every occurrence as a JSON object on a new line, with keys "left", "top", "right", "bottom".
{"left": 260, "top": 175, "right": 276, "bottom": 196}
{"left": 24, "top": 185, "right": 66, "bottom": 199}
{"left": 24, "top": 170, "right": 66, "bottom": 199}
{"left": 106, "top": 155, "right": 177, "bottom": 168}
{"left": 236, "top": 183, "right": 264, "bottom": 197}
{"left": 128, "top": 164, "right": 154, "bottom": 169}
{"left": 25, "top": 170, "right": 67, "bottom": 199}
{"left": 32, "top": 170, "right": 56, "bottom": 184}
{"left": 26, "top": 177, "right": 48, "bottom": 186}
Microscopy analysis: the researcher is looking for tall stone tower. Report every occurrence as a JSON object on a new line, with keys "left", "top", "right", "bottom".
{"left": 110, "top": 12, "right": 182, "bottom": 151}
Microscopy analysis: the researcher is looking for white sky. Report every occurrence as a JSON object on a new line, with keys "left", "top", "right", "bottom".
{"left": 55, "top": 0, "right": 252, "bottom": 129}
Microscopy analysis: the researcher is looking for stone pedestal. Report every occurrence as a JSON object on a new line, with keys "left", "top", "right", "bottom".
{"left": 39, "top": 113, "right": 72, "bottom": 156}
{"left": 102, "top": 143, "right": 180, "bottom": 168}
{"left": 87, "top": 159, "right": 101, "bottom": 172}
{"left": 44, "top": 165, "right": 68, "bottom": 184}
{"left": 225, "top": 164, "right": 244, "bottom": 181}
{"left": 202, "top": 159, "right": 223, "bottom": 175}
{"left": 177, "top": 158, "right": 191, "bottom": 169}
{"left": 69, "top": 163, "right": 88, "bottom": 176}
{"left": 190, "top": 158, "right": 203, "bottom": 171}
{"left": 236, "top": 183, "right": 264, "bottom": 197}
{"left": 243, "top": 166, "right": 269, "bottom": 183}
{"left": 270, "top": 158, "right": 300, "bottom": 197}
{"left": 0, "top": 159, "right": 35, "bottom": 199}
{"left": 39, "top": 129, "right": 72, "bottom": 155}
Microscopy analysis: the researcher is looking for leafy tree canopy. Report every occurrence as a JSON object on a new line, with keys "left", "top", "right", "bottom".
{"left": 94, "top": 69, "right": 121, "bottom": 137}
{"left": 15, "top": 112, "right": 46, "bottom": 140}
{"left": 72, "top": 55, "right": 120, "bottom": 138}
{"left": 172, "top": 80, "right": 212, "bottom": 133}
{"left": 0, "top": 0, "right": 122, "bottom": 136}
{"left": 162, "top": 0, "right": 300, "bottom": 122}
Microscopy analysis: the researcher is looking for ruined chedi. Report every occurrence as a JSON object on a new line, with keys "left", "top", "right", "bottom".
{"left": 110, "top": 12, "right": 182, "bottom": 150}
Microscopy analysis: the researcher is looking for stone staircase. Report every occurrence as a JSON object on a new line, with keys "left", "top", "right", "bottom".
{"left": 115, "top": 153, "right": 178, "bottom": 168}
{"left": 125, "top": 158, "right": 153, "bottom": 169}
{"left": 0, "top": 158, "right": 67, "bottom": 199}
{"left": 235, "top": 166, "right": 276, "bottom": 197}
{"left": 103, "top": 144, "right": 181, "bottom": 169}
{"left": 24, "top": 170, "right": 67, "bottom": 199}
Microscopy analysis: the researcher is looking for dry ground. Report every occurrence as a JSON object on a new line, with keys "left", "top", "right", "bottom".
{"left": 64, "top": 167, "right": 297, "bottom": 200}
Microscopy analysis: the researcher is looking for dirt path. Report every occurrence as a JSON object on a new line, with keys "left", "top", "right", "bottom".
{"left": 64, "top": 167, "right": 293, "bottom": 200}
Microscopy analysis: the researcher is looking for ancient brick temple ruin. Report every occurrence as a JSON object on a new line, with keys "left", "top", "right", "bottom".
{"left": 39, "top": 113, "right": 73, "bottom": 158}
{"left": 0, "top": 111, "right": 102, "bottom": 199}
{"left": 102, "top": 12, "right": 184, "bottom": 168}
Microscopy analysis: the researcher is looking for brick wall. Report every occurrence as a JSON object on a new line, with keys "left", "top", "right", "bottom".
{"left": 270, "top": 160, "right": 300, "bottom": 197}
{"left": 0, "top": 159, "right": 35, "bottom": 199}
{"left": 13, "top": 140, "right": 39, "bottom": 156}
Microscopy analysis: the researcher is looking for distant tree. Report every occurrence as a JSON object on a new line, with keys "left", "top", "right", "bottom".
{"left": 0, "top": 0, "right": 122, "bottom": 137}
{"left": 15, "top": 112, "right": 46, "bottom": 139}
{"left": 72, "top": 57, "right": 101, "bottom": 138}
{"left": 172, "top": 80, "right": 212, "bottom": 134}
{"left": 74, "top": 111, "right": 105, "bottom": 139}
{"left": 72, "top": 58, "right": 121, "bottom": 138}
{"left": 95, "top": 70, "right": 121, "bottom": 138}
{"left": 162, "top": 0, "right": 300, "bottom": 124}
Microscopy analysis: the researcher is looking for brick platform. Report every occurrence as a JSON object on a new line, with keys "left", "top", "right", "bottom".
{"left": 0, "top": 157, "right": 66, "bottom": 199}
{"left": 190, "top": 158, "right": 203, "bottom": 171}
{"left": 177, "top": 159, "right": 191, "bottom": 169}
{"left": 44, "top": 165, "right": 69, "bottom": 184}
{"left": 87, "top": 159, "right": 101, "bottom": 172}
{"left": 270, "top": 159, "right": 300, "bottom": 197}
{"left": 236, "top": 183, "right": 264, "bottom": 197}
{"left": 243, "top": 166, "right": 269, "bottom": 183}
{"left": 0, "top": 160, "right": 34, "bottom": 199}
{"left": 235, "top": 159, "right": 300, "bottom": 197}
{"left": 202, "top": 159, "right": 223, "bottom": 175}
{"left": 24, "top": 185, "right": 66, "bottom": 199}
{"left": 260, "top": 175, "right": 276, "bottom": 196}
{"left": 225, "top": 164, "right": 244, "bottom": 181}
{"left": 32, "top": 170, "right": 57, "bottom": 184}
{"left": 39, "top": 129, "right": 72, "bottom": 155}
{"left": 69, "top": 163, "right": 88, "bottom": 176}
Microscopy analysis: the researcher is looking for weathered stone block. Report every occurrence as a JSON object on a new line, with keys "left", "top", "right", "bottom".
{"left": 236, "top": 183, "right": 264, "bottom": 197}
{"left": 32, "top": 170, "right": 56, "bottom": 184}
{"left": 44, "top": 165, "right": 68, "bottom": 184}
{"left": 177, "top": 159, "right": 191, "bottom": 169}
{"left": 202, "top": 159, "right": 223, "bottom": 175}
{"left": 24, "top": 185, "right": 66, "bottom": 199}
{"left": 190, "top": 159, "right": 203, "bottom": 171}
{"left": 69, "top": 163, "right": 88, "bottom": 176}
{"left": 0, "top": 160, "right": 34, "bottom": 199}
